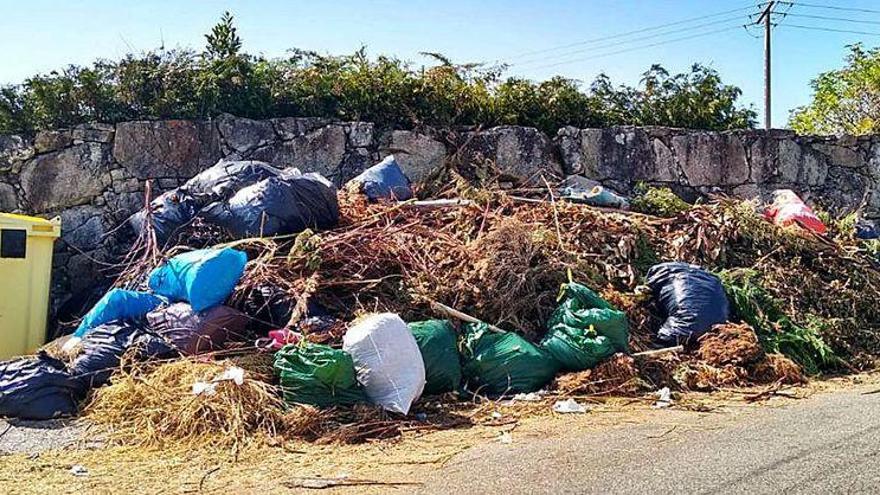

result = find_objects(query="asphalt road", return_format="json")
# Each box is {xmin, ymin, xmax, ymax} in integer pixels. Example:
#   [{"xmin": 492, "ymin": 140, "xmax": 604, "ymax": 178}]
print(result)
[{"xmin": 419, "ymin": 389, "xmax": 880, "ymax": 494}]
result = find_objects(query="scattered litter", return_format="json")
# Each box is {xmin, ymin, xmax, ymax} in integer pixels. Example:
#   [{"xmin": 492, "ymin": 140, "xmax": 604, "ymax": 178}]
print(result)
[
  {"xmin": 513, "ymin": 392, "xmax": 543, "ymax": 402},
  {"xmin": 491, "ymin": 411, "xmax": 503, "ymax": 420},
  {"xmin": 192, "ymin": 366, "xmax": 246, "ymax": 396},
  {"xmin": 764, "ymin": 189, "xmax": 826, "ymax": 234},
  {"xmin": 652, "ymin": 387, "xmax": 673, "ymax": 409},
  {"xmin": 498, "ymin": 431, "xmax": 513, "ymax": 444},
  {"xmin": 69, "ymin": 465, "xmax": 89, "ymax": 477},
  {"xmin": 552, "ymin": 398, "xmax": 588, "ymax": 414},
  {"xmin": 562, "ymin": 184, "xmax": 630, "ymax": 209}
]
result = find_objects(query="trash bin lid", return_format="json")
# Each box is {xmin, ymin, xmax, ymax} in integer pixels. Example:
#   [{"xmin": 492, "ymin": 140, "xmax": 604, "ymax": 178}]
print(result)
[{"xmin": 0, "ymin": 213, "xmax": 61, "ymax": 238}]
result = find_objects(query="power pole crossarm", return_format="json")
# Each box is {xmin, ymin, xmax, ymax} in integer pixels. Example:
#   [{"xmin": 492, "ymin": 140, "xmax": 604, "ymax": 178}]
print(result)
[{"xmin": 757, "ymin": 1, "xmax": 774, "ymax": 130}]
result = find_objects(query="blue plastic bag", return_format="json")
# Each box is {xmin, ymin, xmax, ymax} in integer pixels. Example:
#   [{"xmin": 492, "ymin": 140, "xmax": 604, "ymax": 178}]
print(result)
[
  {"xmin": 562, "ymin": 185, "xmax": 630, "ymax": 209},
  {"xmin": 348, "ymin": 155, "xmax": 413, "ymax": 201},
  {"xmin": 148, "ymin": 248, "xmax": 247, "ymax": 312},
  {"xmin": 74, "ymin": 289, "xmax": 163, "ymax": 338},
  {"xmin": 856, "ymin": 222, "xmax": 879, "ymax": 240}
]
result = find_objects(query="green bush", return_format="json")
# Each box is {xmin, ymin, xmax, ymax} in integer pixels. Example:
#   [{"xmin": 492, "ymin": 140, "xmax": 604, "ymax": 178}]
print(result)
[
  {"xmin": 0, "ymin": 13, "xmax": 757, "ymax": 136},
  {"xmin": 718, "ymin": 269, "xmax": 843, "ymax": 374},
  {"xmin": 630, "ymin": 185, "xmax": 691, "ymax": 217}
]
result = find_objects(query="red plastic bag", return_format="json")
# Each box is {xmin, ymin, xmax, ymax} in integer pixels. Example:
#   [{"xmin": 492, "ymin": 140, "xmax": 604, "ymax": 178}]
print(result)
[{"xmin": 764, "ymin": 189, "xmax": 827, "ymax": 234}]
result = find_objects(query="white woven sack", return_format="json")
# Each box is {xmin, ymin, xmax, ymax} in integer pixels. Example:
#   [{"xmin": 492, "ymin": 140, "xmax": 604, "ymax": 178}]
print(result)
[{"xmin": 343, "ymin": 313, "xmax": 426, "ymax": 414}]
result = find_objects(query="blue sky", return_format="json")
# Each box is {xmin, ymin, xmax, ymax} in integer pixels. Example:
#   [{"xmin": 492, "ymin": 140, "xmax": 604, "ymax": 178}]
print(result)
[{"xmin": 2, "ymin": 0, "xmax": 880, "ymax": 127}]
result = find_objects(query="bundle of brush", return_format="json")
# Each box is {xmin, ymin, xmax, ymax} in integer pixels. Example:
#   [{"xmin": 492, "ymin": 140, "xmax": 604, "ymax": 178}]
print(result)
[
  {"xmin": 85, "ymin": 357, "xmax": 289, "ymax": 448},
  {"xmin": 553, "ymin": 353, "xmax": 645, "ymax": 396},
  {"xmin": 750, "ymin": 353, "xmax": 807, "ymax": 385},
  {"xmin": 675, "ymin": 323, "xmax": 807, "ymax": 391},
  {"xmin": 108, "ymin": 181, "xmax": 880, "ymax": 367},
  {"xmin": 696, "ymin": 323, "xmax": 765, "ymax": 367},
  {"xmin": 674, "ymin": 362, "xmax": 750, "ymax": 391}
]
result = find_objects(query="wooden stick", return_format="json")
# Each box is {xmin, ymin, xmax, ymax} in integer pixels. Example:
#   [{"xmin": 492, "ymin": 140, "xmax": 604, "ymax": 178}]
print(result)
[
  {"xmin": 405, "ymin": 199, "xmax": 474, "ymax": 209},
  {"xmin": 632, "ymin": 345, "xmax": 684, "ymax": 358},
  {"xmin": 429, "ymin": 300, "xmax": 505, "ymax": 333}
]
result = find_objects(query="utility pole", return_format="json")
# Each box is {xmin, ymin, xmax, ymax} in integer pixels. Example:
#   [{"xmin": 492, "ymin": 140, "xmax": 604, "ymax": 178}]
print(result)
[{"xmin": 757, "ymin": 1, "xmax": 774, "ymax": 130}]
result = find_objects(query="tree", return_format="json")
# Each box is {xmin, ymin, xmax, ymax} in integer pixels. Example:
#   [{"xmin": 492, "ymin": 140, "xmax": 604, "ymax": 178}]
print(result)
[
  {"xmin": 790, "ymin": 44, "xmax": 880, "ymax": 136},
  {"xmin": 204, "ymin": 12, "xmax": 242, "ymax": 60},
  {"xmin": 590, "ymin": 64, "xmax": 756, "ymax": 131}
]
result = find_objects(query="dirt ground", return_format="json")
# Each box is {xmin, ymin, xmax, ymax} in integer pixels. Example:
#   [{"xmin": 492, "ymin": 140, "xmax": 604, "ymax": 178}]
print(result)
[{"xmin": 2, "ymin": 373, "xmax": 879, "ymax": 495}]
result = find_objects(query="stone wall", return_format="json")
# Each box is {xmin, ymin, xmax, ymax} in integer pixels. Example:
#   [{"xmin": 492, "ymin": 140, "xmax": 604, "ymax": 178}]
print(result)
[{"xmin": 1, "ymin": 115, "xmax": 877, "ymax": 318}]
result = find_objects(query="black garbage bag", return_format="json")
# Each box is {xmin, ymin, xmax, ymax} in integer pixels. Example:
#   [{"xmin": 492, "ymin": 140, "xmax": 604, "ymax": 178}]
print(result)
[
  {"xmin": 0, "ymin": 352, "xmax": 85, "ymax": 420},
  {"xmin": 128, "ymin": 188, "xmax": 199, "ymax": 245},
  {"xmin": 241, "ymin": 285, "xmax": 295, "ymax": 333},
  {"xmin": 71, "ymin": 321, "xmax": 178, "ymax": 388},
  {"xmin": 646, "ymin": 262, "xmax": 730, "ymax": 346},
  {"xmin": 346, "ymin": 155, "xmax": 413, "ymax": 201},
  {"xmin": 146, "ymin": 303, "xmax": 249, "ymax": 355},
  {"xmin": 182, "ymin": 160, "xmax": 281, "ymax": 203},
  {"xmin": 201, "ymin": 170, "xmax": 339, "ymax": 238}
]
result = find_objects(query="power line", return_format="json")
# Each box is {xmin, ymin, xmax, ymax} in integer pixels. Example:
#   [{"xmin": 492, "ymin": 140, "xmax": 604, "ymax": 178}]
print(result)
[
  {"xmin": 512, "ymin": 16, "xmax": 746, "ymax": 68},
  {"xmin": 506, "ymin": 4, "xmax": 754, "ymax": 61},
  {"xmin": 786, "ymin": 12, "xmax": 880, "ymax": 26},
  {"xmin": 524, "ymin": 25, "xmax": 743, "ymax": 71},
  {"xmin": 780, "ymin": 23, "xmax": 880, "ymax": 36},
  {"xmin": 778, "ymin": 1, "xmax": 880, "ymax": 16}
]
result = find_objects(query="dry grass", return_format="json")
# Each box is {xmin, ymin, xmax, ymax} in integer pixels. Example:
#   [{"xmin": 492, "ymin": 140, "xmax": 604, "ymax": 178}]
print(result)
[{"xmin": 84, "ymin": 359, "xmax": 289, "ymax": 449}]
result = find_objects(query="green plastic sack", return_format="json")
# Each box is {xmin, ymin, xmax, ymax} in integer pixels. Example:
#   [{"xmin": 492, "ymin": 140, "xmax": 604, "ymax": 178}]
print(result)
[
  {"xmin": 274, "ymin": 343, "xmax": 367, "ymax": 407},
  {"xmin": 408, "ymin": 320, "xmax": 462, "ymax": 395},
  {"xmin": 460, "ymin": 323, "xmax": 560, "ymax": 395},
  {"xmin": 542, "ymin": 282, "xmax": 630, "ymax": 371}
]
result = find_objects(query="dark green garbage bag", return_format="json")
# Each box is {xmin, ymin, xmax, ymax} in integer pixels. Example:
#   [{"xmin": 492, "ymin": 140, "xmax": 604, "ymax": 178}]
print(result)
[
  {"xmin": 274, "ymin": 343, "xmax": 367, "ymax": 407},
  {"xmin": 541, "ymin": 282, "xmax": 630, "ymax": 371},
  {"xmin": 460, "ymin": 323, "xmax": 560, "ymax": 395},
  {"xmin": 408, "ymin": 320, "xmax": 462, "ymax": 395}
]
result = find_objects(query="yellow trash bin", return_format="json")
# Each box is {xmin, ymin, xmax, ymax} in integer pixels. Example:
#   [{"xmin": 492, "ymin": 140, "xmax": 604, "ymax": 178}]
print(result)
[{"xmin": 0, "ymin": 213, "xmax": 61, "ymax": 359}]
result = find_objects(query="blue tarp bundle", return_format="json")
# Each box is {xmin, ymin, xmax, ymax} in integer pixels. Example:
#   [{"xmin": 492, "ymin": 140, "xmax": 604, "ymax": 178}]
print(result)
[
  {"xmin": 148, "ymin": 248, "xmax": 247, "ymax": 312},
  {"xmin": 646, "ymin": 262, "xmax": 730, "ymax": 346},
  {"xmin": 73, "ymin": 289, "xmax": 163, "ymax": 339},
  {"xmin": 349, "ymin": 155, "xmax": 413, "ymax": 201}
]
